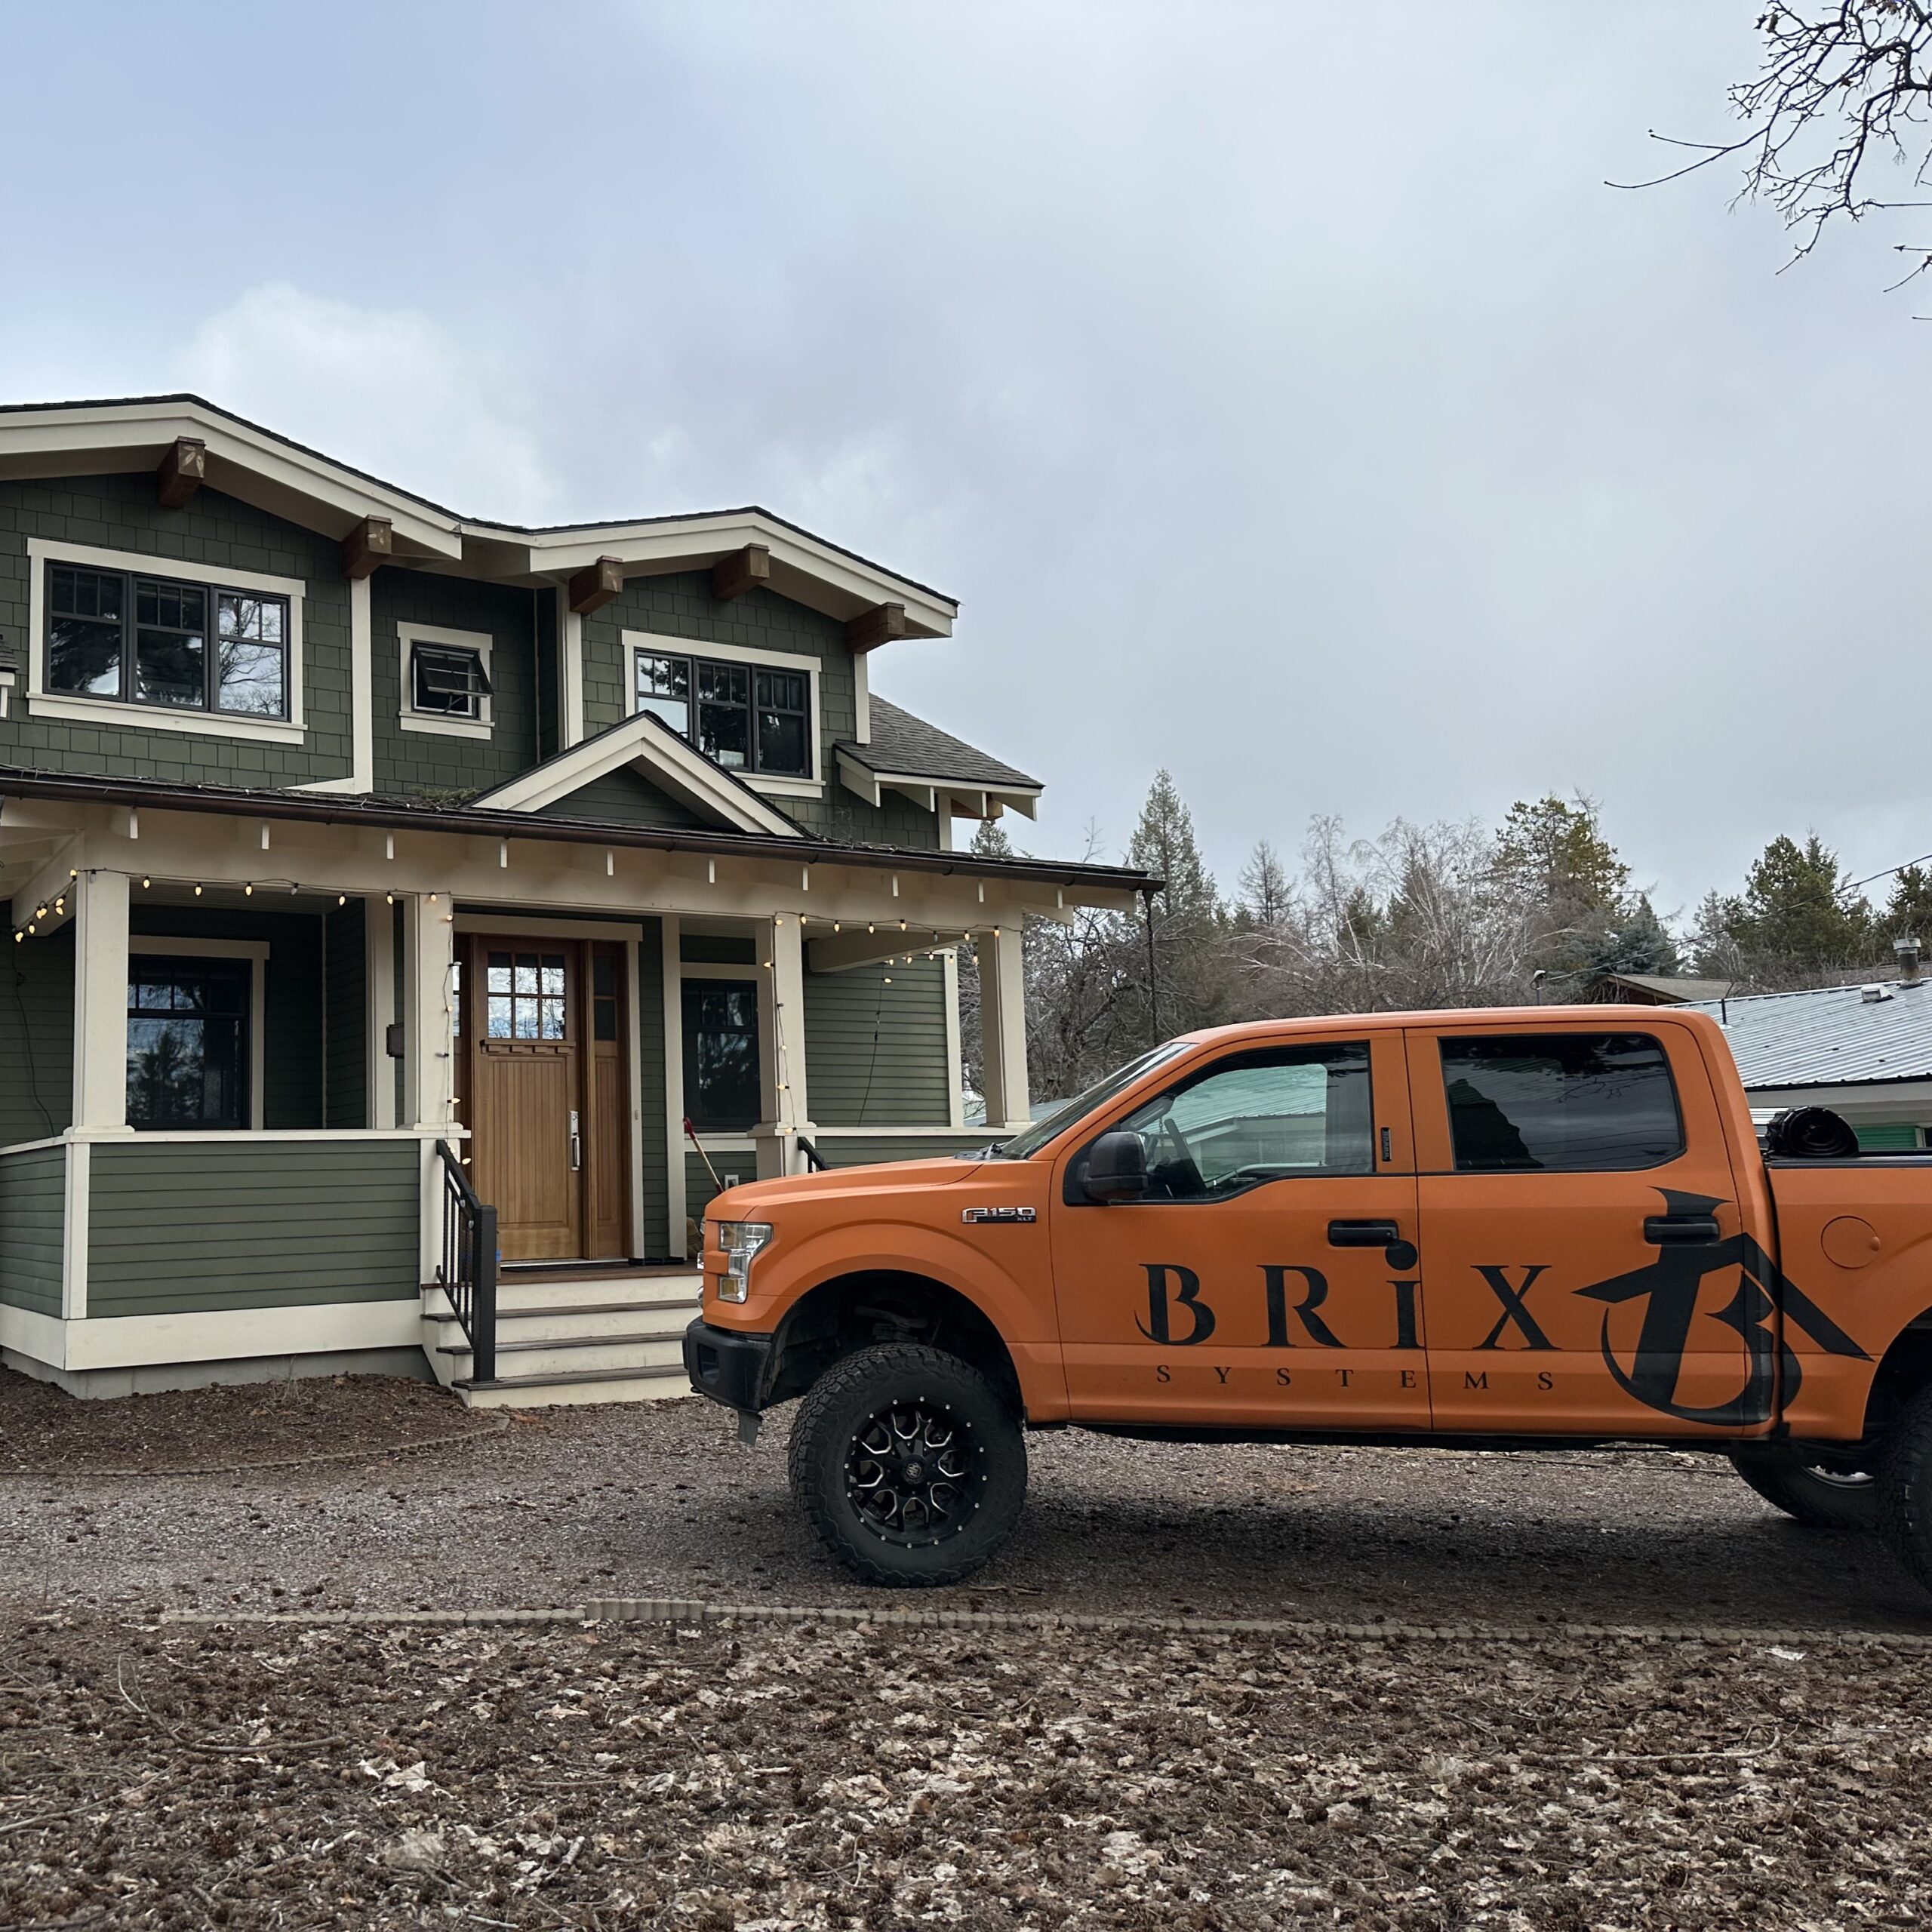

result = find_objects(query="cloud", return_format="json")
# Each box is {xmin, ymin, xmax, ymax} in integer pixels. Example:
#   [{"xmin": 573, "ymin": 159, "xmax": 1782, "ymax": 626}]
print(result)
[{"xmin": 176, "ymin": 285, "xmax": 559, "ymax": 522}]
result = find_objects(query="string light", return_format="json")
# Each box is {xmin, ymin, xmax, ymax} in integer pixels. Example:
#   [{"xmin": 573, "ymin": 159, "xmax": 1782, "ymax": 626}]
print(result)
[
  {"xmin": 193, "ymin": 884, "xmax": 203, "ymax": 897},
  {"xmin": 33, "ymin": 906, "xmax": 45, "ymax": 921},
  {"xmin": 833, "ymin": 921, "xmax": 841, "ymax": 933},
  {"xmin": 244, "ymin": 883, "xmax": 254, "ymax": 897},
  {"xmin": 386, "ymin": 892, "xmax": 395, "ymax": 905},
  {"xmin": 140, "ymin": 878, "xmax": 151, "ymax": 890},
  {"xmin": 337, "ymin": 894, "xmax": 348, "ymax": 907}
]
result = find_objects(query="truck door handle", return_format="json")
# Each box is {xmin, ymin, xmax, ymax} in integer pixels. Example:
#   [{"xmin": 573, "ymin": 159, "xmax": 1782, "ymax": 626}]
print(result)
[
  {"xmin": 1328, "ymin": 1219, "xmax": 1401, "ymax": 1247},
  {"xmin": 1644, "ymin": 1214, "xmax": 1720, "ymax": 1245}
]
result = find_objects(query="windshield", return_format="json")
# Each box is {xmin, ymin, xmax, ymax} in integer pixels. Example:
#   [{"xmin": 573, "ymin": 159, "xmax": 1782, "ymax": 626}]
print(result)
[{"xmin": 986, "ymin": 1041, "xmax": 1194, "ymax": 1160}]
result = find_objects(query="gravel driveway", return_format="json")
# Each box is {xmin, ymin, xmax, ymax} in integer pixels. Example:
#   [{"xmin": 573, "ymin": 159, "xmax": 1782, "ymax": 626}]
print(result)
[
  {"xmin": 5, "ymin": 1369, "xmax": 1931, "ymax": 1930},
  {"xmin": 1, "ymin": 1368, "xmax": 1925, "ymax": 1629}
]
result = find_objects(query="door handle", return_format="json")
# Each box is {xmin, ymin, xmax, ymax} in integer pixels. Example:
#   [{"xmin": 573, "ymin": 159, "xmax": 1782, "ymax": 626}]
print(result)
[
  {"xmin": 1644, "ymin": 1214, "xmax": 1720, "ymax": 1245},
  {"xmin": 1328, "ymin": 1219, "xmax": 1401, "ymax": 1247},
  {"xmin": 569, "ymin": 1109, "xmax": 582, "ymax": 1173}
]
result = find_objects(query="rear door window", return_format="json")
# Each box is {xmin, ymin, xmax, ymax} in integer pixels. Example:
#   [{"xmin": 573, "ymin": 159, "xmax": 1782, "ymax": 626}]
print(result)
[{"xmin": 1438, "ymin": 1032, "xmax": 1684, "ymax": 1172}]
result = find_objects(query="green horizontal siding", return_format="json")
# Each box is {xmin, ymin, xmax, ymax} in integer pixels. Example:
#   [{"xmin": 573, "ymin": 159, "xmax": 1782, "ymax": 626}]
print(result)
[
  {"xmin": 88, "ymin": 1138, "xmax": 420, "ymax": 1317},
  {"xmin": 0, "ymin": 926, "xmax": 74, "ymax": 1149},
  {"xmin": 1857, "ymin": 1122, "xmax": 1924, "ymax": 1152},
  {"xmin": 0, "ymin": 1144, "xmax": 66, "ymax": 1315},
  {"xmin": 687, "ymin": 1147, "xmax": 758, "ymax": 1225},
  {"xmin": 813, "ymin": 1134, "xmax": 988, "ymax": 1168},
  {"xmin": 804, "ymin": 957, "xmax": 952, "ymax": 1126}
]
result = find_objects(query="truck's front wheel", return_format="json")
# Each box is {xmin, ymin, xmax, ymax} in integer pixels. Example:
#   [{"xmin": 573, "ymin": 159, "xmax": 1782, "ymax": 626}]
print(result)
[
  {"xmin": 786, "ymin": 1343, "xmax": 1026, "ymax": 1588},
  {"xmin": 1878, "ymin": 1385, "xmax": 1932, "ymax": 1593},
  {"xmin": 1728, "ymin": 1444, "xmax": 1878, "ymax": 1531}
]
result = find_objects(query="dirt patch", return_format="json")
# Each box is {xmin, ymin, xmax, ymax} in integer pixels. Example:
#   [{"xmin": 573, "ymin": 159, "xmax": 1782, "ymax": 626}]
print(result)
[
  {"xmin": 2, "ymin": 1611, "xmax": 1927, "ymax": 1930},
  {"xmin": 0, "ymin": 1368, "xmax": 503, "ymax": 1475}
]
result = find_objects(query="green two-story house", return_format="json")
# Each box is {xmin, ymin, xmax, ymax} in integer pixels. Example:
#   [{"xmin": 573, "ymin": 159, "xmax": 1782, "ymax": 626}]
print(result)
[{"xmin": 0, "ymin": 396, "xmax": 1147, "ymax": 1404}]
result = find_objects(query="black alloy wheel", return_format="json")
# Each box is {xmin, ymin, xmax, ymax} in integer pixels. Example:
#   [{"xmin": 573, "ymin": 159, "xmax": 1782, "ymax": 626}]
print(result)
[{"xmin": 788, "ymin": 1342, "xmax": 1028, "ymax": 1587}]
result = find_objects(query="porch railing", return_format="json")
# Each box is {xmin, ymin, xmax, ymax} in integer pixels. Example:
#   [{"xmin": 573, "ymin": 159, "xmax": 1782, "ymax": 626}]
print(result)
[{"xmin": 435, "ymin": 1140, "xmax": 499, "ymax": 1385}]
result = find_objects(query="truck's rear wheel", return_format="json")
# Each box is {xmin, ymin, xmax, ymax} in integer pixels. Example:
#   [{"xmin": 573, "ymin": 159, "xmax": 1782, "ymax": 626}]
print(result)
[
  {"xmin": 1878, "ymin": 1385, "xmax": 1932, "ymax": 1593},
  {"xmin": 1728, "ymin": 1444, "xmax": 1878, "ymax": 1530},
  {"xmin": 786, "ymin": 1342, "xmax": 1026, "ymax": 1588}
]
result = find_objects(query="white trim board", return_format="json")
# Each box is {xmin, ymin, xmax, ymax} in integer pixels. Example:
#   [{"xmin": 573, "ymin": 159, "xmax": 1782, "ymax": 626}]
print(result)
[
  {"xmin": 398, "ymin": 621, "xmax": 494, "ymax": 740},
  {"xmin": 25, "ymin": 536, "xmax": 308, "ymax": 745},
  {"xmin": 470, "ymin": 710, "xmax": 800, "ymax": 838}
]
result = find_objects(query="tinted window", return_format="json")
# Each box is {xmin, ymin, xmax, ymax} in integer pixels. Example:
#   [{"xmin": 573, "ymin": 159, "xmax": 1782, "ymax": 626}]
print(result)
[
  {"xmin": 1110, "ymin": 1042, "xmax": 1374, "ymax": 1200},
  {"xmin": 126, "ymin": 955, "xmax": 251, "ymax": 1130},
  {"xmin": 682, "ymin": 979, "xmax": 761, "ymax": 1131},
  {"xmin": 1440, "ymin": 1032, "xmax": 1684, "ymax": 1173}
]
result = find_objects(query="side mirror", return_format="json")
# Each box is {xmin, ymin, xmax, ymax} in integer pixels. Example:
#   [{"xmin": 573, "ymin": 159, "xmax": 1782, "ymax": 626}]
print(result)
[{"xmin": 1082, "ymin": 1130, "xmax": 1149, "ymax": 1203}]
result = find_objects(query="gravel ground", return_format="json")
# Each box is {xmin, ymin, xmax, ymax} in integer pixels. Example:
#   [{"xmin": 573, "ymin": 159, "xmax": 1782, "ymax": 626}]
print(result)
[
  {"xmin": 5, "ymin": 1369, "xmax": 1932, "ymax": 1928},
  {"xmin": 3, "ymin": 1613, "xmax": 1929, "ymax": 1929},
  {"xmin": 1, "ymin": 1367, "xmax": 1927, "ymax": 1630}
]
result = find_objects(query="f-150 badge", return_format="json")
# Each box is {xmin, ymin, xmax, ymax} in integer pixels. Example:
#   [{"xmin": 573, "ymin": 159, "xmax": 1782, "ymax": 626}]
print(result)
[{"xmin": 962, "ymin": 1206, "xmax": 1036, "ymax": 1224}]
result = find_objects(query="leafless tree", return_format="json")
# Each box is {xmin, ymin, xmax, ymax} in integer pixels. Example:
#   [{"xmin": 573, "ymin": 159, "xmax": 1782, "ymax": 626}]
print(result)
[{"xmin": 1623, "ymin": 5, "xmax": 1932, "ymax": 280}]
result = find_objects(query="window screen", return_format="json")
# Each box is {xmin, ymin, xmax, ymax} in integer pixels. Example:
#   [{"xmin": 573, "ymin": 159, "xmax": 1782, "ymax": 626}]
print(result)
[{"xmin": 1439, "ymin": 1033, "xmax": 1684, "ymax": 1173}]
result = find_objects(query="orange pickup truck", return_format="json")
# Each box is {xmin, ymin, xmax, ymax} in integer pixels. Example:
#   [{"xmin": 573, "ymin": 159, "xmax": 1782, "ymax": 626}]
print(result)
[{"xmin": 684, "ymin": 1007, "xmax": 1932, "ymax": 1593}]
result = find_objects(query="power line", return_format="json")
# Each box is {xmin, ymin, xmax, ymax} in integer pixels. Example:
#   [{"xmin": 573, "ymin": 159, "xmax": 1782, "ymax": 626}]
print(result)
[{"xmin": 1847, "ymin": 850, "xmax": 1932, "ymax": 894}]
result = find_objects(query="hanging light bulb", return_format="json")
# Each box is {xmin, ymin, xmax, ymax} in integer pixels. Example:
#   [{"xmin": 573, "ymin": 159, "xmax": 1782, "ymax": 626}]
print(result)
[
  {"xmin": 386, "ymin": 891, "xmax": 395, "ymax": 905},
  {"xmin": 193, "ymin": 884, "xmax": 203, "ymax": 897},
  {"xmin": 244, "ymin": 883, "xmax": 254, "ymax": 897},
  {"xmin": 337, "ymin": 894, "xmax": 348, "ymax": 907},
  {"xmin": 33, "ymin": 906, "xmax": 45, "ymax": 921},
  {"xmin": 140, "ymin": 877, "xmax": 151, "ymax": 890}
]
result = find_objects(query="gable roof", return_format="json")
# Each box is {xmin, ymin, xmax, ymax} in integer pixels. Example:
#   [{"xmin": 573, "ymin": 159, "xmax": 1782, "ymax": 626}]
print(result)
[
  {"xmin": 0, "ymin": 395, "xmax": 956, "ymax": 638},
  {"xmin": 838, "ymin": 697, "xmax": 1038, "ymax": 790},
  {"xmin": 1682, "ymin": 980, "xmax": 1932, "ymax": 1088},
  {"xmin": 1595, "ymin": 972, "xmax": 1740, "ymax": 1004},
  {"xmin": 470, "ymin": 709, "xmax": 801, "ymax": 838}
]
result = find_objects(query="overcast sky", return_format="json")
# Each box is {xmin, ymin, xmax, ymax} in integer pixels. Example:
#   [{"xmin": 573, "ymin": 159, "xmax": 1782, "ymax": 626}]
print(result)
[{"xmin": 2, "ymin": 3, "xmax": 1922, "ymax": 921}]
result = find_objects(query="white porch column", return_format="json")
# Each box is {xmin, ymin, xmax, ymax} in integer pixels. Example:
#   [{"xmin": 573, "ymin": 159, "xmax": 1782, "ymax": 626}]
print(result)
[
  {"xmin": 365, "ymin": 894, "xmax": 397, "ymax": 1131},
  {"xmin": 755, "ymin": 912, "xmax": 813, "ymax": 1179},
  {"xmin": 402, "ymin": 892, "xmax": 456, "ymax": 1134},
  {"xmin": 72, "ymin": 869, "xmax": 131, "ymax": 1132},
  {"xmin": 979, "ymin": 924, "xmax": 1031, "ymax": 1130}
]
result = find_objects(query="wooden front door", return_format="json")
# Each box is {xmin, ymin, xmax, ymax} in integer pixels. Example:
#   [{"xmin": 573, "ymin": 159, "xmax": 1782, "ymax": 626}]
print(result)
[{"xmin": 460, "ymin": 937, "xmax": 630, "ymax": 1263}]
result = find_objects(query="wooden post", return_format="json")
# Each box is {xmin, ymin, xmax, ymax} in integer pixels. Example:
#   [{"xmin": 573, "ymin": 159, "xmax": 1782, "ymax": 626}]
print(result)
[
  {"xmin": 568, "ymin": 555, "xmax": 623, "ymax": 614},
  {"xmin": 979, "ymin": 924, "xmax": 1030, "ymax": 1131},
  {"xmin": 846, "ymin": 602, "xmax": 908, "ymax": 651},
  {"xmin": 711, "ymin": 544, "xmax": 771, "ymax": 602},
  {"xmin": 343, "ymin": 516, "xmax": 393, "ymax": 580},
  {"xmin": 156, "ymin": 438, "xmax": 206, "ymax": 509}
]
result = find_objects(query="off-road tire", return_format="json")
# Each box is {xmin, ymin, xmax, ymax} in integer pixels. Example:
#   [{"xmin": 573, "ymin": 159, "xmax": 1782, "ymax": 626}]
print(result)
[
  {"xmin": 1728, "ymin": 1444, "xmax": 1878, "ymax": 1531},
  {"xmin": 786, "ymin": 1342, "xmax": 1026, "ymax": 1588},
  {"xmin": 1878, "ymin": 1384, "xmax": 1932, "ymax": 1594}
]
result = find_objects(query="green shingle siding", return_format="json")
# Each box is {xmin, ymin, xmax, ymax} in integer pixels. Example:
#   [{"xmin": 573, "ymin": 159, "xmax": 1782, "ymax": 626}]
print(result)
[
  {"xmin": 371, "ymin": 570, "xmax": 540, "ymax": 799},
  {"xmin": 537, "ymin": 766, "xmax": 707, "ymax": 828},
  {"xmin": 0, "ymin": 926, "xmax": 74, "ymax": 1148},
  {"xmin": 87, "ymin": 1139, "xmax": 420, "ymax": 1316},
  {"xmin": 0, "ymin": 1144, "xmax": 65, "ymax": 1315},
  {"xmin": 804, "ymin": 957, "xmax": 952, "ymax": 1126},
  {"xmin": 0, "ymin": 476, "xmax": 354, "ymax": 787},
  {"xmin": 324, "ymin": 902, "xmax": 366, "ymax": 1129},
  {"xmin": 130, "ymin": 906, "xmax": 325, "ymax": 1128},
  {"xmin": 579, "ymin": 571, "xmax": 939, "ymax": 848}
]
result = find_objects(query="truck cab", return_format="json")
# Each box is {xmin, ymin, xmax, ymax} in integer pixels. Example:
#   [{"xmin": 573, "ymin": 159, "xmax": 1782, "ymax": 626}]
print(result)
[{"xmin": 685, "ymin": 1007, "xmax": 1932, "ymax": 1592}]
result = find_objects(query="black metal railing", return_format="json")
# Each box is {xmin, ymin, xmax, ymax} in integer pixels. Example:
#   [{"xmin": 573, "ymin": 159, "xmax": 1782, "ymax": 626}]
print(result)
[
  {"xmin": 795, "ymin": 1133, "xmax": 829, "ymax": 1173},
  {"xmin": 435, "ymin": 1140, "xmax": 499, "ymax": 1385}
]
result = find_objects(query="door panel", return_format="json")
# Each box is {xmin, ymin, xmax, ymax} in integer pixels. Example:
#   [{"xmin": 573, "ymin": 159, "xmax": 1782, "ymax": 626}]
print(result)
[
  {"xmin": 1048, "ymin": 1032, "xmax": 1428, "ymax": 1429},
  {"xmin": 468, "ymin": 941, "xmax": 584, "ymax": 1263},
  {"xmin": 1408, "ymin": 1020, "xmax": 1767, "ymax": 1437}
]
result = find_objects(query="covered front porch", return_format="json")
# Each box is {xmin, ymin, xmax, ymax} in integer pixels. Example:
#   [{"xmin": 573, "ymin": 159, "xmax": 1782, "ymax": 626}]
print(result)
[{"xmin": 0, "ymin": 778, "xmax": 1128, "ymax": 1401}]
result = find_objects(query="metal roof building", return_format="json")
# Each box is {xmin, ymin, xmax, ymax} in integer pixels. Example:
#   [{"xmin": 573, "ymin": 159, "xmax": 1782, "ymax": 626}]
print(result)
[{"xmin": 1681, "ymin": 976, "xmax": 1932, "ymax": 1149}]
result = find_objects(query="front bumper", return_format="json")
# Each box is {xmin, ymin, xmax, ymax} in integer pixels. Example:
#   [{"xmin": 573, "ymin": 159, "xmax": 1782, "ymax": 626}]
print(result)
[{"xmin": 683, "ymin": 1318, "xmax": 777, "ymax": 1412}]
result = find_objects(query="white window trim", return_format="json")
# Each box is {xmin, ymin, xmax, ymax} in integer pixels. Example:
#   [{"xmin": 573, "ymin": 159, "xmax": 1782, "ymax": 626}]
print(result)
[
  {"xmin": 398, "ymin": 621, "xmax": 494, "ymax": 740},
  {"xmin": 127, "ymin": 934, "xmax": 269, "ymax": 1133},
  {"xmin": 25, "ymin": 537, "xmax": 307, "ymax": 745},
  {"xmin": 623, "ymin": 629, "xmax": 823, "ymax": 793}
]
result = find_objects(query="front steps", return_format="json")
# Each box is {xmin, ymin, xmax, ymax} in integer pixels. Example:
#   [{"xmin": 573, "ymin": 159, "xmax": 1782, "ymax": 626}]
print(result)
[{"xmin": 421, "ymin": 1266, "xmax": 703, "ymax": 1409}]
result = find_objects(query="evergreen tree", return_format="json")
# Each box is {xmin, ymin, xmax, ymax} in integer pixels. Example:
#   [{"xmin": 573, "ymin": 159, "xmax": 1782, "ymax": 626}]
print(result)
[
  {"xmin": 1883, "ymin": 864, "xmax": 1932, "ymax": 943},
  {"xmin": 1590, "ymin": 894, "xmax": 1681, "ymax": 977},
  {"xmin": 1491, "ymin": 795, "xmax": 1630, "ymax": 912},
  {"xmin": 1125, "ymin": 770, "xmax": 1225, "ymax": 1040},
  {"xmin": 1732, "ymin": 833, "xmax": 1874, "ymax": 980},
  {"xmin": 968, "ymin": 817, "xmax": 1015, "ymax": 861},
  {"xmin": 1236, "ymin": 838, "xmax": 1292, "ymax": 927}
]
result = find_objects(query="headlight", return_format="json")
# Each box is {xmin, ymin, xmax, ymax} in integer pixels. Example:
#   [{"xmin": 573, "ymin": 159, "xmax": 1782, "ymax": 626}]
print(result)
[{"xmin": 713, "ymin": 1221, "xmax": 774, "ymax": 1303}]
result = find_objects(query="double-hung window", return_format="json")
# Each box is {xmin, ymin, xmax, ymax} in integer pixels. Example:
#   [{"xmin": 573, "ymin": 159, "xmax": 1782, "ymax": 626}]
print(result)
[
  {"xmin": 634, "ymin": 648, "xmax": 813, "ymax": 779},
  {"xmin": 46, "ymin": 563, "xmax": 291, "ymax": 719}
]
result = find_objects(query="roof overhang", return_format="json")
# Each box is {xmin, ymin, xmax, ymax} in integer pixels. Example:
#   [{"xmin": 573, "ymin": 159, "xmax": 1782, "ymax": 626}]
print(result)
[
  {"xmin": 461, "ymin": 510, "xmax": 956, "ymax": 639},
  {"xmin": 471, "ymin": 712, "xmax": 801, "ymax": 838},
  {"xmin": 0, "ymin": 396, "xmax": 466, "ymax": 561},
  {"xmin": 834, "ymin": 747, "xmax": 1040, "ymax": 820}
]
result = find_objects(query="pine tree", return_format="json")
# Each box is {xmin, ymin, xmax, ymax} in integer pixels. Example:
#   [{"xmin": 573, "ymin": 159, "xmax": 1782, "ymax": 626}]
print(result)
[
  {"xmin": 1883, "ymin": 864, "xmax": 1932, "ymax": 943},
  {"xmin": 1236, "ymin": 838, "xmax": 1292, "ymax": 927},
  {"xmin": 1125, "ymin": 770, "xmax": 1225, "ymax": 1040},
  {"xmin": 1730, "ymin": 834, "xmax": 1875, "ymax": 984},
  {"xmin": 1491, "ymin": 795, "xmax": 1630, "ymax": 912}
]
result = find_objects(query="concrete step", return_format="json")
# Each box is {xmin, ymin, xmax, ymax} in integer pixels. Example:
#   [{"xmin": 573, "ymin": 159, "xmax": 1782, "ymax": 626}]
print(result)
[
  {"xmin": 423, "ymin": 1272, "xmax": 701, "ymax": 1317},
  {"xmin": 423, "ymin": 1296, "xmax": 700, "ymax": 1343},
  {"xmin": 452, "ymin": 1362, "xmax": 691, "ymax": 1410},
  {"xmin": 435, "ymin": 1327, "xmax": 688, "ymax": 1380}
]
